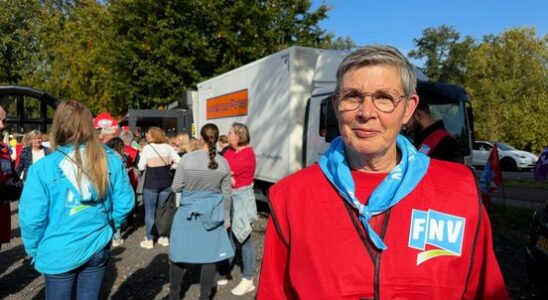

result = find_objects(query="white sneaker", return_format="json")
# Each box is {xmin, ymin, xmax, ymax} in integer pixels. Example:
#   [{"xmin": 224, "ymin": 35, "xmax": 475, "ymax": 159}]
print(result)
[
  {"xmin": 140, "ymin": 239, "xmax": 153, "ymax": 249},
  {"xmin": 217, "ymin": 278, "xmax": 228, "ymax": 286},
  {"xmin": 231, "ymin": 278, "xmax": 255, "ymax": 296},
  {"xmin": 158, "ymin": 237, "xmax": 169, "ymax": 247},
  {"xmin": 112, "ymin": 238, "xmax": 124, "ymax": 248}
]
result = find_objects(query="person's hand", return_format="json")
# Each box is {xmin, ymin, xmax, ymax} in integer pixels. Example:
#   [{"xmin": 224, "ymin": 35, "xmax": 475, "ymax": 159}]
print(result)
[
  {"xmin": 231, "ymin": 176, "xmax": 236, "ymax": 186},
  {"xmin": 224, "ymin": 217, "xmax": 231, "ymax": 229}
]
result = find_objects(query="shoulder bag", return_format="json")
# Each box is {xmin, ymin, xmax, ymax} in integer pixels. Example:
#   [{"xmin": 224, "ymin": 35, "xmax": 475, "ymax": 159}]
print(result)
[{"xmin": 151, "ymin": 191, "xmax": 177, "ymax": 237}]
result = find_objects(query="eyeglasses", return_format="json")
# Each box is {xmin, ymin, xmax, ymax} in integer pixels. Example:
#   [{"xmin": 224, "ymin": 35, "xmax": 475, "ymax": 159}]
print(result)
[{"xmin": 335, "ymin": 89, "xmax": 406, "ymax": 113}]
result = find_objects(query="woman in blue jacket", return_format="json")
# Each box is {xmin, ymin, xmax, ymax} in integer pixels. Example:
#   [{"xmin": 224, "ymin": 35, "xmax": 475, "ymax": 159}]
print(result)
[
  {"xmin": 169, "ymin": 123, "xmax": 233, "ymax": 300},
  {"xmin": 19, "ymin": 100, "xmax": 135, "ymax": 300}
]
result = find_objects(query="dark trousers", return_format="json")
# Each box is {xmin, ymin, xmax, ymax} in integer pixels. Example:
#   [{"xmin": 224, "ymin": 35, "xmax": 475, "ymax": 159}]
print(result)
[{"xmin": 169, "ymin": 261, "xmax": 216, "ymax": 300}]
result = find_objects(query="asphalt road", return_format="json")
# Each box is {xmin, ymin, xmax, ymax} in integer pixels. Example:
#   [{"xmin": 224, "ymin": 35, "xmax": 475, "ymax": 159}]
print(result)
[
  {"xmin": 1, "ymin": 173, "xmax": 544, "ymax": 299},
  {"xmin": 0, "ymin": 201, "xmax": 267, "ymax": 300}
]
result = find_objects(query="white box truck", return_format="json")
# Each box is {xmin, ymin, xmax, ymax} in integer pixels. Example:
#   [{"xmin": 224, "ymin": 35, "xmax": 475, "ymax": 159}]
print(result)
[{"xmin": 193, "ymin": 46, "xmax": 474, "ymax": 200}]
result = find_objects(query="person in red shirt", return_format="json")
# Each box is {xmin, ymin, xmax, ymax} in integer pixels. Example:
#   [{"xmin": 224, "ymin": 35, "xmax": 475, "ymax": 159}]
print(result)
[
  {"xmin": 404, "ymin": 97, "xmax": 464, "ymax": 163},
  {"xmin": 119, "ymin": 130, "xmax": 139, "ymax": 190},
  {"xmin": 0, "ymin": 105, "xmax": 13, "ymax": 249},
  {"xmin": 257, "ymin": 45, "xmax": 508, "ymax": 299},
  {"xmin": 220, "ymin": 123, "xmax": 258, "ymax": 296}
]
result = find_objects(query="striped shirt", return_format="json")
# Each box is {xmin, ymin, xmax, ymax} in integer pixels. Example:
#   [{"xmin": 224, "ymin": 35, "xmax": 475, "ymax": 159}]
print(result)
[{"xmin": 171, "ymin": 150, "xmax": 232, "ymax": 211}]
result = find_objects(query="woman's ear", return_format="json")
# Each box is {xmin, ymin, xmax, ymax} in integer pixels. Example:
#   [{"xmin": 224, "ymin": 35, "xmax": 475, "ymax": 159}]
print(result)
[{"xmin": 403, "ymin": 94, "xmax": 419, "ymax": 124}]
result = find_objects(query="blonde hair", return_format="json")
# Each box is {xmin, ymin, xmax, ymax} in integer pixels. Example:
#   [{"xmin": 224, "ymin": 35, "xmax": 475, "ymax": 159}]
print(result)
[
  {"xmin": 189, "ymin": 137, "xmax": 203, "ymax": 152},
  {"xmin": 147, "ymin": 127, "xmax": 167, "ymax": 143},
  {"xmin": 231, "ymin": 123, "xmax": 250, "ymax": 146},
  {"xmin": 50, "ymin": 100, "xmax": 109, "ymax": 199},
  {"xmin": 176, "ymin": 132, "xmax": 191, "ymax": 153}
]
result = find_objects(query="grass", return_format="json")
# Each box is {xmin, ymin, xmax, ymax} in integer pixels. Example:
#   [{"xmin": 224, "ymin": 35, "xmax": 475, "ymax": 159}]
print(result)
[
  {"xmin": 489, "ymin": 204, "xmax": 536, "ymax": 244},
  {"xmin": 502, "ymin": 179, "xmax": 548, "ymax": 190}
]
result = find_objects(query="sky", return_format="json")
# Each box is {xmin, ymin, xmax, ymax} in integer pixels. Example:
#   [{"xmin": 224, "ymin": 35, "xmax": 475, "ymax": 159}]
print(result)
[{"xmin": 312, "ymin": 0, "xmax": 547, "ymax": 61}]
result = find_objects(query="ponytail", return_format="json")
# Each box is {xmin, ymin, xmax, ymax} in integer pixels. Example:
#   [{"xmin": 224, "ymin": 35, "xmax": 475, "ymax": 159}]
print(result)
[{"xmin": 200, "ymin": 123, "xmax": 220, "ymax": 170}]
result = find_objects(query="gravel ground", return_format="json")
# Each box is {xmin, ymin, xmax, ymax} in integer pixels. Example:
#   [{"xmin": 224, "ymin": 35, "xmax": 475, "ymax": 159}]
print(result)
[
  {"xmin": 0, "ymin": 201, "xmax": 268, "ymax": 300},
  {"xmin": 0, "ymin": 197, "xmax": 538, "ymax": 299}
]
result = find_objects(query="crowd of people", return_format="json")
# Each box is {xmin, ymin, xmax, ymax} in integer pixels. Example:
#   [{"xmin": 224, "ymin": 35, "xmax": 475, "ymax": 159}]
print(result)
[
  {"xmin": 0, "ymin": 44, "xmax": 511, "ymax": 300},
  {"xmin": 0, "ymin": 101, "xmax": 258, "ymax": 298}
]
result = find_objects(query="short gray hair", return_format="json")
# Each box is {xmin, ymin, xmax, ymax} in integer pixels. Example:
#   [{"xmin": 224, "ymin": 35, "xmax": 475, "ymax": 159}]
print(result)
[
  {"xmin": 119, "ymin": 130, "xmax": 134, "ymax": 144},
  {"xmin": 27, "ymin": 129, "xmax": 43, "ymax": 139},
  {"xmin": 336, "ymin": 45, "xmax": 417, "ymax": 98}
]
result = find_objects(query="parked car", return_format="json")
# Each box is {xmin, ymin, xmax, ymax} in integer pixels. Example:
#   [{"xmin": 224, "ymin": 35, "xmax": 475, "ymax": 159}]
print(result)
[
  {"xmin": 472, "ymin": 141, "xmax": 538, "ymax": 171},
  {"xmin": 526, "ymin": 196, "xmax": 548, "ymax": 298}
]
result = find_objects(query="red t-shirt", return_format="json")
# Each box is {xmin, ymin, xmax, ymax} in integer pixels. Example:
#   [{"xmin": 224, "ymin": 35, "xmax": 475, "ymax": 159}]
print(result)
[{"xmin": 224, "ymin": 147, "xmax": 256, "ymax": 189}]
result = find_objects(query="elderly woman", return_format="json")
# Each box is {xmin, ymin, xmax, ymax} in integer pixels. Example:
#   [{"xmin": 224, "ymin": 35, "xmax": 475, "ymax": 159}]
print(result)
[
  {"xmin": 16, "ymin": 129, "xmax": 50, "ymax": 181},
  {"xmin": 218, "ymin": 123, "xmax": 258, "ymax": 296},
  {"xmin": 257, "ymin": 45, "xmax": 508, "ymax": 299}
]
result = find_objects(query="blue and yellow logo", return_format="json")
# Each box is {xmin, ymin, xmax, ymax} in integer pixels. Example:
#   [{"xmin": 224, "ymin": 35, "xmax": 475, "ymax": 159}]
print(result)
[{"xmin": 408, "ymin": 209, "xmax": 465, "ymax": 265}]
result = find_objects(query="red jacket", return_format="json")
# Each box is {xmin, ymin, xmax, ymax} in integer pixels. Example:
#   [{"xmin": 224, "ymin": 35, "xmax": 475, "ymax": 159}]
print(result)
[
  {"xmin": 257, "ymin": 160, "xmax": 508, "ymax": 300},
  {"xmin": 0, "ymin": 141, "xmax": 13, "ymax": 243}
]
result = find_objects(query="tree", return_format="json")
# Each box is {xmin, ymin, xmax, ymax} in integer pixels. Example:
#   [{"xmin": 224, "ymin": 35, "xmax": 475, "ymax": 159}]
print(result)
[
  {"xmin": 0, "ymin": 0, "xmax": 42, "ymax": 84},
  {"xmin": 11, "ymin": 0, "xmax": 353, "ymax": 115},
  {"xmin": 465, "ymin": 27, "xmax": 547, "ymax": 153},
  {"xmin": 106, "ymin": 0, "xmax": 354, "ymax": 111},
  {"xmin": 409, "ymin": 25, "xmax": 474, "ymax": 85},
  {"xmin": 20, "ymin": 0, "xmax": 113, "ymax": 113}
]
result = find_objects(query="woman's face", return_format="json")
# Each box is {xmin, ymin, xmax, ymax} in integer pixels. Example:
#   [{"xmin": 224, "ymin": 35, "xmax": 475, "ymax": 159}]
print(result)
[
  {"xmin": 336, "ymin": 64, "xmax": 418, "ymax": 159},
  {"xmin": 31, "ymin": 135, "xmax": 43, "ymax": 149},
  {"xmin": 227, "ymin": 127, "xmax": 239, "ymax": 148},
  {"xmin": 145, "ymin": 131, "xmax": 152, "ymax": 143}
]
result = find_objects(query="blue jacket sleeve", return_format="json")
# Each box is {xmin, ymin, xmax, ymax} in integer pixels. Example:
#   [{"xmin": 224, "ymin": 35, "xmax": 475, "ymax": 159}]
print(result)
[
  {"xmin": 19, "ymin": 164, "xmax": 49, "ymax": 259},
  {"xmin": 15, "ymin": 147, "xmax": 30, "ymax": 178},
  {"xmin": 109, "ymin": 155, "xmax": 135, "ymax": 230}
]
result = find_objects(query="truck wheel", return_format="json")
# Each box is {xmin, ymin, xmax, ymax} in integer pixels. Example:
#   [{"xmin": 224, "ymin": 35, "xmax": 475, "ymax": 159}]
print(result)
[{"xmin": 501, "ymin": 157, "xmax": 517, "ymax": 171}]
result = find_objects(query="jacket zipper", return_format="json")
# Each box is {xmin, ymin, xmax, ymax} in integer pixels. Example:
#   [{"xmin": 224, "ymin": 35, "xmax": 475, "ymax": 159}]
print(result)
[{"xmin": 342, "ymin": 201, "xmax": 392, "ymax": 299}]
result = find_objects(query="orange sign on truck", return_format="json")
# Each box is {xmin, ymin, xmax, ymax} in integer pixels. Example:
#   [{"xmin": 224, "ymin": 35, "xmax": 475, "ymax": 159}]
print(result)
[{"xmin": 206, "ymin": 89, "xmax": 248, "ymax": 119}]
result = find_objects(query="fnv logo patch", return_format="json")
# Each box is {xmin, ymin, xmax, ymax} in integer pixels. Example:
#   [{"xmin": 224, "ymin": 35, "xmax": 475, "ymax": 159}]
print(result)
[{"xmin": 408, "ymin": 209, "xmax": 465, "ymax": 265}]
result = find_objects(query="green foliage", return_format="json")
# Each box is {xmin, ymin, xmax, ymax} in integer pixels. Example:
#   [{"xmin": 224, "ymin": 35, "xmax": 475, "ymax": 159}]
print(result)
[
  {"xmin": 465, "ymin": 27, "xmax": 547, "ymax": 153},
  {"xmin": 410, "ymin": 25, "xmax": 547, "ymax": 153},
  {"xmin": 0, "ymin": 0, "xmax": 41, "ymax": 84},
  {"xmin": 409, "ymin": 25, "xmax": 474, "ymax": 85},
  {"xmin": 106, "ymin": 0, "xmax": 354, "ymax": 112},
  {"xmin": 1, "ymin": 0, "xmax": 352, "ymax": 115}
]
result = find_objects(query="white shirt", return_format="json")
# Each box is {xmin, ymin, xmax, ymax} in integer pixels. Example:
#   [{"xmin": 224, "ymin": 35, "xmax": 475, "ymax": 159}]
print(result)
[{"xmin": 137, "ymin": 143, "xmax": 180, "ymax": 171}]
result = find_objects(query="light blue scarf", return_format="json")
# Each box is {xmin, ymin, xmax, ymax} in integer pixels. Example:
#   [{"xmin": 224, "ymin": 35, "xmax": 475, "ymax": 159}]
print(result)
[{"xmin": 319, "ymin": 135, "xmax": 430, "ymax": 250}]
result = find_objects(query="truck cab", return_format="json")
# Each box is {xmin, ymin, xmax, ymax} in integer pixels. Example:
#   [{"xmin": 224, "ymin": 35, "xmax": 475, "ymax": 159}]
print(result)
[{"xmin": 308, "ymin": 80, "xmax": 474, "ymax": 167}]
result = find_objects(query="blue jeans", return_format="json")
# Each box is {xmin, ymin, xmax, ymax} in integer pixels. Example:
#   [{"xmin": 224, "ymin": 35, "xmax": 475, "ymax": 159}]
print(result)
[
  {"xmin": 143, "ymin": 187, "xmax": 171, "ymax": 240},
  {"xmin": 225, "ymin": 231, "xmax": 255, "ymax": 279},
  {"xmin": 44, "ymin": 247, "xmax": 110, "ymax": 300}
]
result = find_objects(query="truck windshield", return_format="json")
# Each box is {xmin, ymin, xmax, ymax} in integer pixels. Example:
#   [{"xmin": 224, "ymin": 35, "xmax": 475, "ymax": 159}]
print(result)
[{"xmin": 430, "ymin": 102, "xmax": 470, "ymax": 155}]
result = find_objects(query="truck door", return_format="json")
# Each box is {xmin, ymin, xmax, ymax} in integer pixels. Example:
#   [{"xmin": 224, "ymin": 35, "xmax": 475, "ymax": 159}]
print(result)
[{"xmin": 304, "ymin": 92, "xmax": 334, "ymax": 167}]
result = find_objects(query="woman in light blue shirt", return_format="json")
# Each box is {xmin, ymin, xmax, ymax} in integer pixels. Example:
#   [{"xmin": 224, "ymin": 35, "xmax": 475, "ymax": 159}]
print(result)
[{"xmin": 19, "ymin": 101, "xmax": 135, "ymax": 300}]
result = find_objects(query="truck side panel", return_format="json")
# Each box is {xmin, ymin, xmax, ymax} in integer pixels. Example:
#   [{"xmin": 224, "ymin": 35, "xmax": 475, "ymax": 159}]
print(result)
[{"xmin": 197, "ymin": 50, "xmax": 293, "ymax": 183}]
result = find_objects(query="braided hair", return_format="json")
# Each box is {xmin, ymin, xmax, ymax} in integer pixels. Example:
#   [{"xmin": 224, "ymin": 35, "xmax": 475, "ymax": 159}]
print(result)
[{"xmin": 200, "ymin": 123, "xmax": 219, "ymax": 170}]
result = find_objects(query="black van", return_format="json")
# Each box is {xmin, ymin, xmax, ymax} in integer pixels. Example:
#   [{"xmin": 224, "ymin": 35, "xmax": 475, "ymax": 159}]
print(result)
[{"xmin": 526, "ymin": 196, "xmax": 548, "ymax": 298}]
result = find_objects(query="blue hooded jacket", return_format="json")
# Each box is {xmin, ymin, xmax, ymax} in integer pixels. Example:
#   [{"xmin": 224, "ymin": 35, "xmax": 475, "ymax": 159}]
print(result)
[{"xmin": 19, "ymin": 145, "xmax": 135, "ymax": 274}]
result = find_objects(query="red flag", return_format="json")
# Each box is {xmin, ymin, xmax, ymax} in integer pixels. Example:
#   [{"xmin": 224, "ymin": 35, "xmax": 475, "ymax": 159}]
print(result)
[
  {"xmin": 480, "ymin": 143, "xmax": 503, "ymax": 209},
  {"xmin": 489, "ymin": 143, "xmax": 503, "ymax": 186}
]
